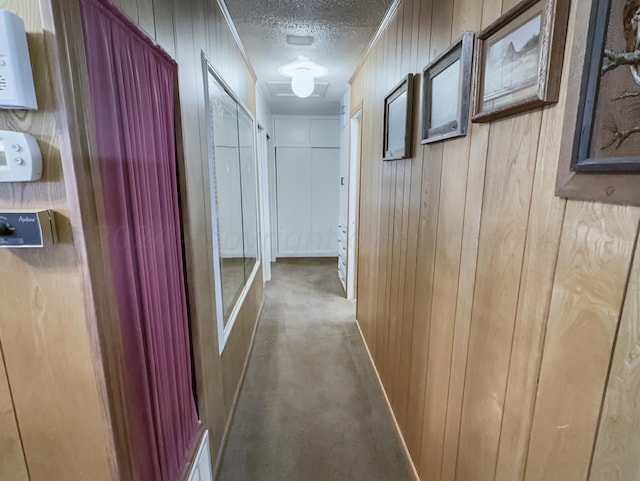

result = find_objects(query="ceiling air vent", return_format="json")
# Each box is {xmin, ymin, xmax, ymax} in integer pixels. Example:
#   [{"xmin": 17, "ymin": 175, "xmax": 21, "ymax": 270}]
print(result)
[
  {"xmin": 267, "ymin": 81, "xmax": 329, "ymax": 99},
  {"xmin": 286, "ymin": 35, "xmax": 314, "ymax": 46}
]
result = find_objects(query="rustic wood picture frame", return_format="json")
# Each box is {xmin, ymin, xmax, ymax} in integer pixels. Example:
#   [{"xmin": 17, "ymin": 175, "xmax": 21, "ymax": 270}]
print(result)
[
  {"xmin": 571, "ymin": 0, "xmax": 640, "ymax": 173},
  {"xmin": 421, "ymin": 32, "xmax": 474, "ymax": 144},
  {"xmin": 471, "ymin": 0, "xmax": 571, "ymax": 123},
  {"xmin": 556, "ymin": 0, "xmax": 640, "ymax": 205},
  {"xmin": 383, "ymin": 74, "xmax": 413, "ymax": 160}
]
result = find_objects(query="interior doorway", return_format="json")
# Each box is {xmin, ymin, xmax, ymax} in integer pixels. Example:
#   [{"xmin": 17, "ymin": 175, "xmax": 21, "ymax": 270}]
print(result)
[
  {"xmin": 347, "ymin": 110, "xmax": 362, "ymax": 301},
  {"xmin": 258, "ymin": 124, "xmax": 271, "ymax": 282}
]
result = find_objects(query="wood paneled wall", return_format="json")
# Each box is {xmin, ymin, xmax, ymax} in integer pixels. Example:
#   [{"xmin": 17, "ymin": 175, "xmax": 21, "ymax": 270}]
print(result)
[
  {"xmin": 351, "ymin": 1, "xmax": 640, "ymax": 481},
  {"xmin": 0, "ymin": 0, "xmax": 263, "ymax": 479},
  {"xmin": 60, "ymin": 0, "xmax": 265, "ymax": 473},
  {"xmin": 0, "ymin": 1, "xmax": 118, "ymax": 480}
]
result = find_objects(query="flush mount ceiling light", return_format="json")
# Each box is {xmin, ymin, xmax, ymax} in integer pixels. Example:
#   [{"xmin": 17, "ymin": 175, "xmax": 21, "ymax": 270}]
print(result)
[{"xmin": 278, "ymin": 56, "xmax": 328, "ymax": 98}]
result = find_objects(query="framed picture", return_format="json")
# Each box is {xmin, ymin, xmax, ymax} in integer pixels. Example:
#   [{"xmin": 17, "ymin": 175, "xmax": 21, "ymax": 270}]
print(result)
[
  {"xmin": 421, "ymin": 32, "xmax": 474, "ymax": 144},
  {"xmin": 556, "ymin": 0, "xmax": 640, "ymax": 206},
  {"xmin": 383, "ymin": 74, "xmax": 414, "ymax": 160},
  {"xmin": 572, "ymin": 0, "xmax": 640, "ymax": 172},
  {"xmin": 471, "ymin": 0, "xmax": 570, "ymax": 123}
]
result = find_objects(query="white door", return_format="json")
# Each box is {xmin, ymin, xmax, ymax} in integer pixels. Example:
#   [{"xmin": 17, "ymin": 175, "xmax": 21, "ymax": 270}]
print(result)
[
  {"xmin": 276, "ymin": 147, "xmax": 312, "ymax": 256},
  {"xmin": 276, "ymin": 147, "xmax": 339, "ymax": 257},
  {"xmin": 311, "ymin": 148, "xmax": 339, "ymax": 254}
]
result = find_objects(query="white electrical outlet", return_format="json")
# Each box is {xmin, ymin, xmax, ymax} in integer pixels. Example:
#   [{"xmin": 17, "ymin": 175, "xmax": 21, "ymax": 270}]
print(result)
[{"xmin": 0, "ymin": 10, "xmax": 37, "ymax": 110}]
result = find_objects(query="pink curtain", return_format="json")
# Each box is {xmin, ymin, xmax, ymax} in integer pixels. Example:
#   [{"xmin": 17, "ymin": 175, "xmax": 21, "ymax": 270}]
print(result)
[{"xmin": 80, "ymin": 1, "xmax": 199, "ymax": 480}]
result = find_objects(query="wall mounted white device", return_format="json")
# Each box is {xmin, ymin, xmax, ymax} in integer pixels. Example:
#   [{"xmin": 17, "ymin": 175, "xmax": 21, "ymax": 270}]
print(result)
[
  {"xmin": 0, "ymin": 210, "xmax": 57, "ymax": 248},
  {"xmin": 0, "ymin": 131, "xmax": 42, "ymax": 181},
  {"xmin": 0, "ymin": 10, "xmax": 38, "ymax": 110}
]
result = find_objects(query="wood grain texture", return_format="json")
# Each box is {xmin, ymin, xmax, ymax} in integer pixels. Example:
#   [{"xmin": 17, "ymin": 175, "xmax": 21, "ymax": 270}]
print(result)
[
  {"xmin": 417, "ymin": 0, "xmax": 456, "ymax": 478},
  {"xmin": 589, "ymin": 236, "xmax": 640, "ymax": 481},
  {"xmin": 394, "ymin": 0, "xmax": 424, "ymax": 432},
  {"xmin": 456, "ymin": 109, "xmax": 542, "ymax": 481},
  {"xmin": 0, "ymin": 349, "xmax": 28, "ymax": 481},
  {"xmin": 0, "ymin": 1, "xmax": 119, "ymax": 480},
  {"xmin": 524, "ymin": 202, "xmax": 640, "ymax": 481},
  {"xmin": 404, "ymin": 0, "xmax": 438, "ymax": 463},
  {"xmin": 439, "ymin": 1, "xmax": 488, "ymax": 479},
  {"xmin": 125, "ymin": 0, "xmax": 264, "ymax": 468},
  {"xmin": 37, "ymin": 0, "xmax": 262, "ymax": 477},
  {"xmin": 440, "ymin": 121, "xmax": 489, "ymax": 481},
  {"xmin": 350, "ymin": 1, "xmax": 640, "ymax": 481},
  {"xmin": 493, "ymin": 4, "xmax": 578, "ymax": 477}
]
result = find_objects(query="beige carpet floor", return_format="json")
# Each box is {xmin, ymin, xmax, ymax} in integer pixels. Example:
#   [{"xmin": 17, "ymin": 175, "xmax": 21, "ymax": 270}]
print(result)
[{"xmin": 217, "ymin": 257, "xmax": 412, "ymax": 481}]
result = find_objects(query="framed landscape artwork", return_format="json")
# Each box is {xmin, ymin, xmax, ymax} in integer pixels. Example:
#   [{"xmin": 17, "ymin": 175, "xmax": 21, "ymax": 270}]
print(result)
[
  {"xmin": 383, "ymin": 74, "xmax": 413, "ymax": 160},
  {"xmin": 421, "ymin": 32, "xmax": 474, "ymax": 144},
  {"xmin": 472, "ymin": 0, "xmax": 570, "ymax": 122}
]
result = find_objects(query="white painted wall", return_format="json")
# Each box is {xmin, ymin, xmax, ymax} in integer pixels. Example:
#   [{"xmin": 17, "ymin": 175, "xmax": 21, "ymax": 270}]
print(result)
[
  {"xmin": 273, "ymin": 116, "xmax": 340, "ymax": 257},
  {"xmin": 255, "ymin": 81, "xmax": 273, "ymax": 134},
  {"xmin": 339, "ymin": 92, "xmax": 350, "ymax": 229},
  {"xmin": 256, "ymin": 83, "xmax": 274, "ymax": 281}
]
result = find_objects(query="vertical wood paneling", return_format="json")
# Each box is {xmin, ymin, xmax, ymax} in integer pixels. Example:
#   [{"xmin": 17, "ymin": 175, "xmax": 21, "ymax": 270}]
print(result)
[
  {"xmin": 136, "ymin": 0, "xmax": 155, "ymax": 37},
  {"xmin": 395, "ymin": 0, "xmax": 424, "ymax": 432},
  {"xmin": 0, "ymin": 351, "xmax": 28, "ymax": 481},
  {"xmin": 457, "ymin": 109, "xmax": 542, "ymax": 481},
  {"xmin": 439, "ymin": 1, "xmax": 487, "ymax": 479},
  {"xmin": 351, "ymin": 1, "xmax": 640, "ymax": 481},
  {"xmin": 440, "ymin": 122, "xmax": 489, "ymax": 481},
  {"xmin": 403, "ymin": 0, "xmax": 436, "ymax": 460},
  {"xmin": 106, "ymin": 0, "xmax": 262, "ymax": 469},
  {"xmin": 493, "ymin": 3, "xmax": 578, "ymax": 475},
  {"xmin": 374, "ymin": 23, "xmax": 391, "ymax": 375},
  {"xmin": 152, "ymin": 0, "xmax": 175, "ymax": 57},
  {"xmin": 589, "ymin": 238, "xmax": 640, "ymax": 481},
  {"xmin": 418, "ymin": 1, "xmax": 457, "ymax": 478},
  {"xmin": 0, "ymin": 1, "xmax": 118, "ymax": 480},
  {"xmin": 388, "ymin": 2, "xmax": 407, "ymax": 415},
  {"xmin": 116, "ymin": 0, "xmax": 138, "ymax": 23},
  {"xmin": 59, "ymin": 0, "xmax": 262, "ymax": 473},
  {"xmin": 524, "ymin": 202, "xmax": 639, "ymax": 481}
]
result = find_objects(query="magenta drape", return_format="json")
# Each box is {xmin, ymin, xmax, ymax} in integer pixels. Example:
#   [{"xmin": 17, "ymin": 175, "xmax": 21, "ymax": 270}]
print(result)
[{"xmin": 80, "ymin": 1, "xmax": 199, "ymax": 480}]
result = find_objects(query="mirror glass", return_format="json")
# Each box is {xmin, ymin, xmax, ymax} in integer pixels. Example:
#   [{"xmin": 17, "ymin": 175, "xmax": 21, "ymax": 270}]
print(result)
[
  {"xmin": 209, "ymin": 78, "xmax": 244, "ymax": 323},
  {"xmin": 238, "ymin": 107, "xmax": 258, "ymax": 280},
  {"xmin": 205, "ymin": 62, "xmax": 260, "ymax": 343}
]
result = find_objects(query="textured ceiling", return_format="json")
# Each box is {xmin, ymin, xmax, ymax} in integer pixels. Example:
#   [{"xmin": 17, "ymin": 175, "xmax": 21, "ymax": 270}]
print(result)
[{"xmin": 224, "ymin": 0, "xmax": 395, "ymax": 115}]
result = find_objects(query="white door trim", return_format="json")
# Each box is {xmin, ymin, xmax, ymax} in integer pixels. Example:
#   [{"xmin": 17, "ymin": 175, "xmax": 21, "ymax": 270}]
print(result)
[{"xmin": 347, "ymin": 110, "xmax": 362, "ymax": 301}]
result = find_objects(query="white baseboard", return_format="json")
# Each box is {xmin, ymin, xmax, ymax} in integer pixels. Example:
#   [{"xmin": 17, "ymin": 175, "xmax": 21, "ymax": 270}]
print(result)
[{"xmin": 276, "ymin": 251, "xmax": 339, "ymax": 258}]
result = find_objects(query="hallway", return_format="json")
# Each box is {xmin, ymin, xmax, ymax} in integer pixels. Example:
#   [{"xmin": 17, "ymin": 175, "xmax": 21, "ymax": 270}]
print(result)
[{"xmin": 218, "ymin": 258, "xmax": 412, "ymax": 481}]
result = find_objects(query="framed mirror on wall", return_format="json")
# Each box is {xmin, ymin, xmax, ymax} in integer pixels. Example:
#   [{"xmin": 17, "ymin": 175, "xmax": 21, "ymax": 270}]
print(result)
[{"xmin": 202, "ymin": 54, "xmax": 260, "ymax": 353}]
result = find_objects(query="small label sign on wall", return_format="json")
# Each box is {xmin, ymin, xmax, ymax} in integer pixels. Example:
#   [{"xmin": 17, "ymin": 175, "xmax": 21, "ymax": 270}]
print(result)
[{"xmin": 0, "ymin": 210, "xmax": 57, "ymax": 248}]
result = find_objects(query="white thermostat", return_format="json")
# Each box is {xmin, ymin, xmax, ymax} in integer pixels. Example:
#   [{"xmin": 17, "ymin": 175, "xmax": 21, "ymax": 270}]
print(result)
[
  {"xmin": 0, "ymin": 131, "xmax": 42, "ymax": 181},
  {"xmin": 0, "ymin": 10, "xmax": 37, "ymax": 110}
]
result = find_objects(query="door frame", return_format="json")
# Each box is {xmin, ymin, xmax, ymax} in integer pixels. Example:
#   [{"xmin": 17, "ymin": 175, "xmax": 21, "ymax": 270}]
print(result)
[
  {"xmin": 257, "ymin": 124, "xmax": 271, "ymax": 282},
  {"xmin": 347, "ymin": 107, "xmax": 363, "ymax": 301}
]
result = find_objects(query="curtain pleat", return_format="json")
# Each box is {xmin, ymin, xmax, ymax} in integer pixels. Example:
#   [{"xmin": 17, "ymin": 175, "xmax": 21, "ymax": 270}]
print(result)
[{"xmin": 80, "ymin": 2, "xmax": 199, "ymax": 480}]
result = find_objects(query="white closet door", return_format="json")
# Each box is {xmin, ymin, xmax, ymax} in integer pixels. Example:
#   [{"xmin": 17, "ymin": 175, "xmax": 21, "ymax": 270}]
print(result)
[
  {"xmin": 276, "ymin": 147, "xmax": 312, "ymax": 255},
  {"xmin": 311, "ymin": 148, "xmax": 339, "ymax": 255}
]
